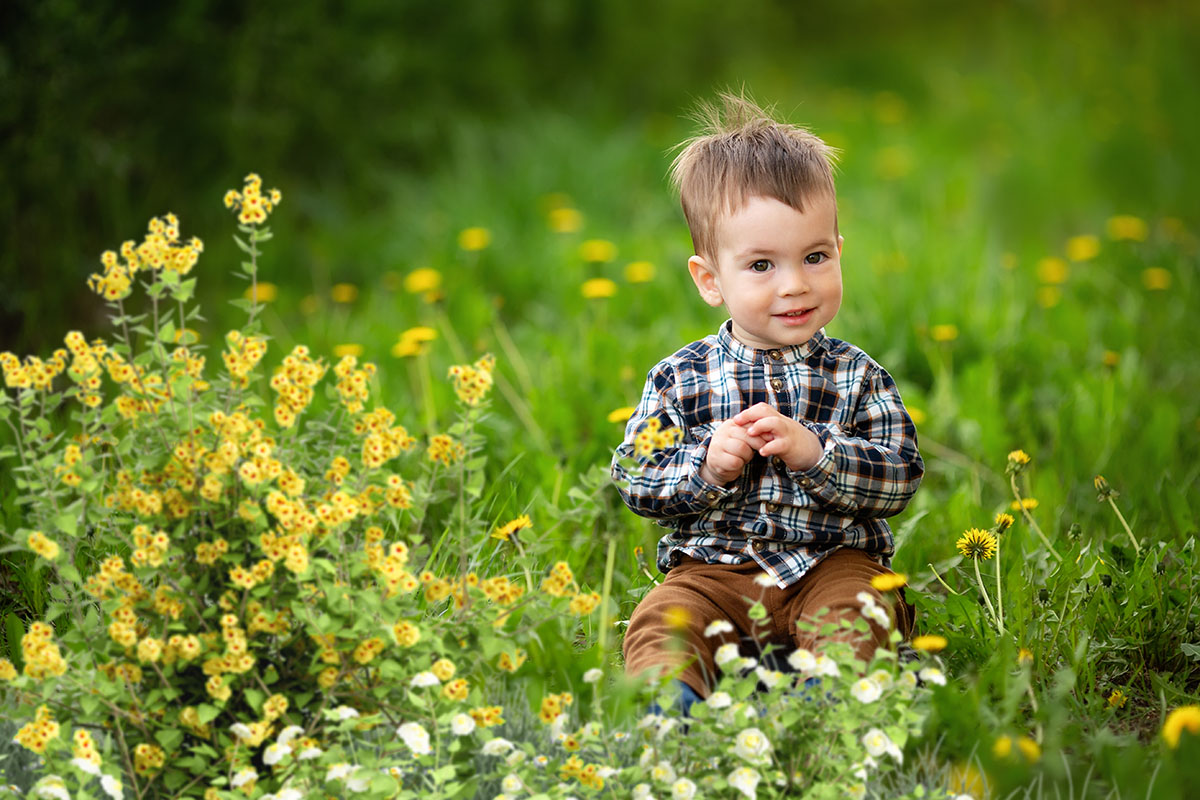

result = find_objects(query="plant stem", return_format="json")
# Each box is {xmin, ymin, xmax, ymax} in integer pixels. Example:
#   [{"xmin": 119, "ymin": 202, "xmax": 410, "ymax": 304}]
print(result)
[
  {"xmin": 1106, "ymin": 497, "xmax": 1141, "ymax": 554},
  {"xmin": 973, "ymin": 557, "xmax": 1000, "ymax": 633},
  {"xmin": 597, "ymin": 537, "xmax": 618, "ymax": 659},
  {"xmin": 1010, "ymin": 474, "xmax": 1061, "ymax": 562},
  {"xmin": 927, "ymin": 562, "xmax": 963, "ymax": 596},
  {"xmin": 995, "ymin": 534, "xmax": 1005, "ymax": 634}
]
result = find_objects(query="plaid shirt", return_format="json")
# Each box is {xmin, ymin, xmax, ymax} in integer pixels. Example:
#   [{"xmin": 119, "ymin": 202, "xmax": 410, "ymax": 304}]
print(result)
[{"xmin": 612, "ymin": 321, "xmax": 923, "ymax": 588}]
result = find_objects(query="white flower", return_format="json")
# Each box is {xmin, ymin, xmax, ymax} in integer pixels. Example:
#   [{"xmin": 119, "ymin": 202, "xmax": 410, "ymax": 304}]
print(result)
[
  {"xmin": 787, "ymin": 648, "xmax": 816, "ymax": 672},
  {"xmin": 856, "ymin": 591, "xmax": 877, "ymax": 608},
  {"xmin": 753, "ymin": 572, "xmax": 776, "ymax": 587},
  {"xmin": 755, "ymin": 666, "xmax": 783, "ymax": 689},
  {"xmin": 850, "ymin": 678, "xmax": 882, "ymax": 704},
  {"xmin": 953, "ymin": 795, "xmax": 976, "ymax": 800},
  {"xmin": 728, "ymin": 766, "xmax": 761, "ymax": 800},
  {"xmin": 277, "ymin": 725, "xmax": 305, "ymax": 747},
  {"xmin": 298, "ymin": 746, "xmax": 323, "ymax": 760},
  {"xmin": 263, "ymin": 743, "xmax": 288, "ymax": 765},
  {"xmin": 862, "ymin": 728, "xmax": 902, "ymax": 762},
  {"xmin": 326, "ymin": 763, "xmax": 354, "ymax": 782},
  {"xmin": 655, "ymin": 717, "xmax": 679, "ymax": 741},
  {"xmin": 481, "ymin": 737, "xmax": 515, "ymax": 756},
  {"xmin": 35, "ymin": 782, "xmax": 69, "ymax": 800},
  {"xmin": 597, "ymin": 766, "xmax": 618, "ymax": 778},
  {"xmin": 231, "ymin": 768, "xmax": 258, "ymax": 788},
  {"xmin": 714, "ymin": 642, "xmax": 741, "ymax": 667},
  {"xmin": 847, "ymin": 782, "xmax": 867, "ymax": 800},
  {"xmin": 721, "ymin": 702, "xmax": 759, "ymax": 726},
  {"xmin": 633, "ymin": 784, "xmax": 655, "ymax": 800},
  {"xmin": 865, "ymin": 603, "xmax": 891, "ymax": 629},
  {"xmin": 733, "ymin": 727, "xmax": 772, "ymax": 764},
  {"xmin": 583, "ymin": 668, "xmax": 604, "ymax": 683},
  {"xmin": 334, "ymin": 705, "xmax": 360, "ymax": 720},
  {"xmin": 505, "ymin": 749, "xmax": 527, "ymax": 767},
  {"xmin": 71, "ymin": 758, "xmax": 101, "ymax": 776},
  {"xmin": 638, "ymin": 745, "xmax": 656, "ymax": 767},
  {"xmin": 277, "ymin": 790, "xmax": 303, "ymax": 800},
  {"xmin": 706, "ymin": 691, "xmax": 732, "ymax": 709},
  {"xmin": 651, "ymin": 760, "xmax": 677, "ymax": 784},
  {"xmin": 410, "ymin": 671, "xmax": 440, "ymax": 687},
  {"xmin": 230, "ymin": 722, "xmax": 254, "ymax": 741},
  {"xmin": 397, "ymin": 722, "xmax": 432, "ymax": 756},
  {"xmin": 868, "ymin": 669, "xmax": 894, "ymax": 689},
  {"xmin": 671, "ymin": 778, "xmax": 697, "ymax": 800},
  {"xmin": 501, "ymin": 774, "xmax": 524, "ymax": 793},
  {"xmin": 704, "ymin": 619, "xmax": 735, "ymax": 637},
  {"xmin": 549, "ymin": 712, "xmax": 568, "ymax": 741},
  {"xmin": 899, "ymin": 670, "xmax": 919, "ymax": 689},
  {"xmin": 919, "ymin": 666, "xmax": 947, "ymax": 686},
  {"xmin": 812, "ymin": 655, "xmax": 840, "ymax": 678},
  {"xmin": 346, "ymin": 772, "xmax": 370, "ymax": 793},
  {"xmin": 450, "ymin": 713, "xmax": 476, "ymax": 736},
  {"xmin": 100, "ymin": 775, "xmax": 123, "ymax": 800}
]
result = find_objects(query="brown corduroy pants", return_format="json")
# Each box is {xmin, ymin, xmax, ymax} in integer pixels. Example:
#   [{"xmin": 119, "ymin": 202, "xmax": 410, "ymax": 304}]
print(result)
[{"xmin": 622, "ymin": 548, "xmax": 914, "ymax": 697}]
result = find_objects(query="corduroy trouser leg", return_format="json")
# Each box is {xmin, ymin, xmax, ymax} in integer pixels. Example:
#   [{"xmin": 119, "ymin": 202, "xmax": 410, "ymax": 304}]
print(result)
[{"xmin": 622, "ymin": 548, "xmax": 914, "ymax": 697}]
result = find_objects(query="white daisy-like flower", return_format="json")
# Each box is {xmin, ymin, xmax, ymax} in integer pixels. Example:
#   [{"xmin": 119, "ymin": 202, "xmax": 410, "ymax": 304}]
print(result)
[
  {"xmin": 298, "ymin": 746, "xmax": 323, "ymax": 760},
  {"xmin": 505, "ymin": 749, "xmax": 527, "ymax": 767},
  {"xmin": 71, "ymin": 758, "xmax": 101, "ymax": 776},
  {"xmin": 753, "ymin": 572, "xmax": 776, "ymax": 588},
  {"xmin": 231, "ymin": 768, "xmax": 258, "ymax": 788},
  {"xmin": 450, "ymin": 713, "xmax": 476, "ymax": 736},
  {"xmin": 534, "ymin": 755, "xmax": 549, "ymax": 767},
  {"xmin": 230, "ymin": 722, "xmax": 254, "ymax": 741},
  {"xmin": 919, "ymin": 666, "xmax": 947, "ymax": 686},
  {"xmin": 482, "ymin": 737, "xmax": 514, "ymax": 756},
  {"xmin": 847, "ymin": 782, "xmax": 867, "ymax": 800},
  {"xmin": 346, "ymin": 772, "xmax": 370, "ymax": 793},
  {"xmin": 100, "ymin": 775, "xmax": 123, "ymax": 800},
  {"xmin": 813, "ymin": 655, "xmax": 840, "ymax": 678},
  {"xmin": 632, "ymin": 784, "xmax": 655, "ymax": 800},
  {"xmin": 549, "ymin": 712, "xmax": 569, "ymax": 742},
  {"xmin": 850, "ymin": 678, "xmax": 882, "ymax": 704},
  {"xmin": 704, "ymin": 619, "xmax": 735, "ymax": 637},
  {"xmin": 755, "ymin": 666, "xmax": 783, "ymax": 689},
  {"xmin": 728, "ymin": 766, "xmax": 761, "ymax": 800},
  {"xmin": 637, "ymin": 712, "xmax": 665, "ymax": 730},
  {"xmin": 334, "ymin": 705, "xmax": 360, "ymax": 720},
  {"xmin": 263, "ymin": 743, "xmax": 288, "ymax": 766},
  {"xmin": 714, "ymin": 642, "xmax": 741, "ymax": 667},
  {"xmin": 656, "ymin": 717, "xmax": 679, "ymax": 741},
  {"xmin": 651, "ymin": 760, "xmax": 677, "ymax": 784},
  {"xmin": 35, "ymin": 782, "xmax": 69, "ymax": 800},
  {"xmin": 899, "ymin": 670, "xmax": 919, "ymax": 689},
  {"xmin": 582, "ymin": 668, "xmax": 603, "ymax": 683},
  {"xmin": 865, "ymin": 604, "xmax": 891, "ymax": 629},
  {"xmin": 706, "ymin": 690, "xmax": 732, "ymax": 709},
  {"xmin": 732, "ymin": 727, "xmax": 772, "ymax": 764},
  {"xmin": 501, "ymin": 774, "xmax": 524, "ymax": 793},
  {"xmin": 638, "ymin": 745, "xmax": 656, "ymax": 767},
  {"xmin": 326, "ymin": 763, "xmax": 354, "ymax": 782},
  {"xmin": 856, "ymin": 591, "xmax": 877, "ymax": 608},
  {"xmin": 397, "ymin": 722, "xmax": 432, "ymax": 756},
  {"xmin": 410, "ymin": 671, "xmax": 440, "ymax": 688},
  {"xmin": 276, "ymin": 790, "xmax": 303, "ymax": 800},
  {"xmin": 598, "ymin": 766, "xmax": 618, "ymax": 778},
  {"xmin": 614, "ymin": 730, "xmax": 629, "ymax": 741},
  {"xmin": 861, "ymin": 727, "xmax": 899, "ymax": 761},
  {"xmin": 868, "ymin": 668, "xmax": 894, "ymax": 689},
  {"xmin": 672, "ymin": 777, "xmax": 697, "ymax": 800},
  {"xmin": 277, "ymin": 725, "xmax": 305, "ymax": 748},
  {"xmin": 787, "ymin": 647, "xmax": 816, "ymax": 672}
]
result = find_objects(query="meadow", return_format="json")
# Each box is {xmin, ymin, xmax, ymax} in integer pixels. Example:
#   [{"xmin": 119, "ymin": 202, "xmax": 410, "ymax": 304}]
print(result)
[{"xmin": 2, "ymin": 2, "xmax": 1199, "ymax": 798}]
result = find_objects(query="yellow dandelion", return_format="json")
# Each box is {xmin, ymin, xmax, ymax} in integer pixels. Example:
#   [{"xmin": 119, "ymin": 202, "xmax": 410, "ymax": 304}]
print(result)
[
  {"xmin": 1010, "ymin": 498, "xmax": 1039, "ymax": 511},
  {"xmin": 1162, "ymin": 705, "xmax": 1200, "ymax": 749},
  {"xmin": 1065, "ymin": 235, "xmax": 1100, "ymax": 262},
  {"xmin": 992, "ymin": 736, "xmax": 1012, "ymax": 758},
  {"xmin": 908, "ymin": 407, "xmax": 927, "ymax": 426},
  {"xmin": 244, "ymin": 282, "xmax": 278, "ymax": 303},
  {"xmin": 994, "ymin": 512, "xmax": 1015, "ymax": 533},
  {"xmin": 663, "ymin": 605, "xmax": 691, "ymax": 630},
  {"xmin": 1107, "ymin": 689, "xmax": 1127, "ymax": 709},
  {"xmin": 1017, "ymin": 648, "xmax": 1033, "ymax": 665},
  {"xmin": 1036, "ymin": 257, "xmax": 1069, "ymax": 285},
  {"xmin": 910, "ymin": 634, "xmax": 947, "ymax": 653},
  {"xmin": 458, "ymin": 227, "xmax": 491, "ymax": 251},
  {"xmin": 1141, "ymin": 267, "xmax": 1171, "ymax": 291},
  {"xmin": 607, "ymin": 406, "xmax": 635, "ymax": 423},
  {"xmin": 930, "ymin": 324, "xmax": 958, "ymax": 342},
  {"xmin": 870, "ymin": 572, "xmax": 907, "ymax": 592},
  {"xmin": 548, "ymin": 208, "xmax": 583, "ymax": 233},
  {"xmin": 1102, "ymin": 350, "xmax": 1120, "ymax": 368},
  {"xmin": 1036, "ymin": 286, "xmax": 1062, "ymax": 308},
  {"xmin": 1106, "ymin": 215, "xmax": 1148, "ymax": 242},
  {"xmin": 581, "ymin": 278, "xmax": 618, "ymax": 299},
  {"xmin": 333, "ymin": 344, "xmax": 364, "ymax": 359},
  {"xmin": 330, "ymin": 283, "xmax": 359, "ymax": 304},
  {"xmin": 624, "ymin": 261, "xmax": 655, "ymax": 283},
  {"xmin": 1015, "ymin": 736, "xmax": 1041, "ymax": 763},
  {"xmin": 404, "ymin": 268, "xmax": 442, "ymax": 294},
  {"xmin": 492, "ymin": 515, "xmax": 532, "ymax": 542},
  {"xmin": 956, "ymin": 528, "xmax": 996, "ymax": 560},
  {"xmin": 1007, "ymin": 450, "xmax": 1031, "ymax": 468},
  {"xmin": 578, "ymin": 239, "xmax": 617, "ymax": 263}
]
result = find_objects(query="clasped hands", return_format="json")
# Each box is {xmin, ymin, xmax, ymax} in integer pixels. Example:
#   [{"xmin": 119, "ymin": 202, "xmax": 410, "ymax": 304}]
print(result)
[{"xmin": 698, "ymin": 403, "xmax": 823, "ymax": 487}]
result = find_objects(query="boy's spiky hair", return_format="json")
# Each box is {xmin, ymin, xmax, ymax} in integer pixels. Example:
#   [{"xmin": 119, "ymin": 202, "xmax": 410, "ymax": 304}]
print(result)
[{"xmin": 670, "ymin": 92, "xmax": 839, "ymax": 259}]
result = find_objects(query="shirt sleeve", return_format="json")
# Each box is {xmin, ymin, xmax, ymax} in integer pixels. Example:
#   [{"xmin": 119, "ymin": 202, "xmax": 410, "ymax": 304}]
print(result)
[
  {"xmin": 611, "ymin": 365, "xmax": 734, "ymax": 520},
  {"xmin": 790, "ymin": 364, "xmax": 923, "ymax": 518}
]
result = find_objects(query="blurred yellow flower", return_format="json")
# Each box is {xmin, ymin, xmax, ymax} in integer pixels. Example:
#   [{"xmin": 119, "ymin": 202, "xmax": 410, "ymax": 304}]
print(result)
[
  {"xmin": 549, "ymin": 208, "xmax": 583, "ymax": 233},
  {"xmin": 333, "ymin": 344, "xmax": 363, "ymax": 359},
  {"xmin": 1036, "ymin": 287, "xmax": 1062, "ymax": 308},
  {"xmin": 458, "ymin": 227, "xmax": 491, "ymax": 251},
  {"xmin": 908, "ymin": 407, "xmax": 927, "ymax": 426},
  {"xmin": 299, "ymin": 295, "xmax": 318, "ymax": 315},
  {"xmin": 930, "ymin": 324, "xmax": 958, "ymax": 343},
  {"xmin": 1007, "ymin": 449, "xmax": 1031, "ymax": 467},
  {"xmin": 581, "ymin": 278, "xmax": 618, "ymax": 299},
  {"xmin": 1102, "ymin": 350, "xmax": 1120, "ymax": 368},
  {"xmin": 1015, "ymin": 736, "xmax": 1041, "ymax": 763},
  {"xmin": 404, "ymin": 268, "xmax": 442, "ymax": 294},
  {"xmin": 244, "ymin": 282, "xmax": 278, "ymax": 302},
  {"xmin": 1036, "ymin": 257, "xmax": 1069, "ymax": 284},
  {"xmin": 607, "ymin": 406, "xmax": 635, "ymax": 423},
  {"xmin": 663, "ymin": 605, "xmax": 691, "ymax": 630},
  {"xmin": 1107, "ymin": 689, "xmax": 1127, "ymax": 709},
  {"xmin": 910, "ymin": 634, "xmax": 947, "ymax": 653},
  {"xmin": 992, "ymin": 735, "xmax": 1012, "ymax": 758},
  {"xmin": 624, "ymin": 261, "xmax": 655, "ymax": 283},
  {"xmin": 1106, "ymin": 215, "xmax": 1148, "ymax": 242},
  {"xmin": 870, "ymin": 573, "xmax": 907, "ymax": 592},
  {"xmin": 392, "ymin": 326, "xmax": 438, "ymax": 358},
  {"xmin": 1162, "ymin": 705, "xmax": 1200, "ymax": 749},
  {"xmin": 579, "ymin": 239, "xmax": 617, "ymax": 263},
  {"xmin": 1017, "ymin": 648, "xmax": 1034, "ymax": 664},
  {"xmin": 492, "ymin": 515, "xmax": 531, "ymax": 542},
  {"xmin": 944, "ymin": 762, "xmax": 986, "ymax": 798},
  {"xmin": 1141, "ymin": 267, "xmax": 1171, "ymax": 291},
  {"xmin": 1010, "ymin": 498, "xmax": 1039, "ymax": 511},
  {"xmin": 1065, "ymin": 235, "xmax": 1100, "ymax": 262},
  {"xmin": 330, "ymin": 283, "xmax": 359, "ymax": 304}
]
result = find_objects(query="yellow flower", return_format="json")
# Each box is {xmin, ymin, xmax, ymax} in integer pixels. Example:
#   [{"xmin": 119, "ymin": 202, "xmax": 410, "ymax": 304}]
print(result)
[
  {"xmin": 431, "ymin": 658, "xmax": 456, "ymax": 681},
  {"xmin": 956, "ymin": 528, "xmax": 996, "ymax": 560},
  {"xmin": 497, "ymin": 649, "xmax": 527, "ymax": 672},
  {"xmin": 448, "ymin": 353, "xmax": 496, "ymax": 406},
  {"xmin": 607, "ymin": 406, "xmax": 635, "ymax": 423},
  {"xmin": 1106, "ymin": 215, "xmax": 1148, "ymax": 242},
  {"xmin": 1015, "ymin": 736, "xmax": 1041, "ymax": 762},
  {"xmin": 663, "ymin": 605, "xmax": 691, "ymax": 630},
  {"xmin": 330, "ymin": 283, "xmax": 359, "ymax": 304},
  {"xmin": 1162, "ymin": 705, "xmax": 1200, "ymax": 749},
  {"xmin": 1010, "ymin": 497, "xmax": 1039, "ymax": 512},
  {"xmin": 1107, "ymin": 689, "xmax": 1127, "ymax": 709},
  {"xmin": 27, "ymin": 531, "xmax": 60, "ymax": 560},
  {"xmin": 244, "ymin": 282, "xmax": 278, "ymax": 302},
  {"xmin": 994, "ymin": 512, "xmax": 1015, "ymax": 533},
  {"xmin": 1065, "ymin": 235, "xmax": 1100, "ymax": 262},
  {"xmin": 1017, "ymin": 648, "xmax": 1033, "ymax": 665},
  {"xmin": 392, "ymin": 326, "xmax": 438, "ymax": 358},
  {"xmin": 992, "ymin": 735, "xmax": 1012, "ymax": 758},
  {"xmin": 578, "ymin": 239, "xmax": 617, "ymax": 263},
  {"xmin": 910, "ymin": 634, "xmax": 947, "ymax": 653},
  {"xmin": 908, "ymin": 406, "xmax": 926, "ymax": 426},
  {"xmin": 1036, "ymin": 257, "xmax": 1069, "ymax": 285},
  {"xmin": 581, "ymin": 278, "xmax": 618, "ymax": 299},
  {"xmin": 1141, "ymin": 267, "xmax": 1171, "ymax": 291},
  {"xmin": 1102, "ymin": 350, "xmax": 1120, "ymax": 368},
  {"xmin": 1036, "ymin": 286, "xmax": 1062, "ymax": 308},
  {"xmin": 930, "ymin": 324, "xmax": 958, "ymax": 342},
  {"xmin": 1006, "ymin": 450, "xmax": 1031, "ymax": 470},
  {"xmin": 333, "ymin": 344, "xmax": 364, "ymax": 359},
  {"xmin": 548, "ymin": 208, "xmax": 583, "ymax": 233},
  {"xmin": 404, "ymin": 268, "xmax": 442, "ymax": 294},
  {"xmin": 492, "ymin": 514, "xmax": 532, "ymax": 542},
  {"xmin": 458, "ymin": 227, "xmax": 491, "ymax": 251},
  {"xmin": 624, "ymin": 261, "xmax": 655, "ymax": 283},
  {"xmin": 870, "ymin": 572, "xmax": 907, "ymax": 592},
  {"xmin": 0, "ymin": 658, "xmax": 17, "ymax": 680}
]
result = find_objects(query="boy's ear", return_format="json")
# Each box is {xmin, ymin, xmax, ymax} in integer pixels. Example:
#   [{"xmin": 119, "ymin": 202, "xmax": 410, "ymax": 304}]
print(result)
[
  {"xmin": 837, "ymin": 235, "xmax": 844, "ymax": 257},
  {"xmin": 688, "ymin": 255, "xmax": 724, "ymax": 307}
]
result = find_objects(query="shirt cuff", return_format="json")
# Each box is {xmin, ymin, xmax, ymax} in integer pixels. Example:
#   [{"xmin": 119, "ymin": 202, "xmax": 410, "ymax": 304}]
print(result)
[
  {"xmin": 792, "ymin": 422, "xmax": 859, "ymax": 512},
  {"xmin": 687, "ymin": 436, "xmax": 738, "ymax": 508}
]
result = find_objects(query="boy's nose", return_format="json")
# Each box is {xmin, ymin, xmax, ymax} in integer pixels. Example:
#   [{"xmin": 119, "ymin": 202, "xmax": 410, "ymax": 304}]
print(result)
[{"xmin": 778, "ymin": 267, "xmax": 809, "ymax": 295}]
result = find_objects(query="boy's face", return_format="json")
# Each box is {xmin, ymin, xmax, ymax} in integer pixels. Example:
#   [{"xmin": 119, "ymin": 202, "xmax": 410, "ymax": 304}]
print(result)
[{"xmin": 688, "ymin": 194, "xmax": 843, "ymax": 350}]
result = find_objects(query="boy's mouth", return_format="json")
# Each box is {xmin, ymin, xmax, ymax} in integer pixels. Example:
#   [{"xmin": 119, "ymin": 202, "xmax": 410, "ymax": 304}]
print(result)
[{"xmin": 774, "ymin": 308, "xmax": 815, "ymax": 324}]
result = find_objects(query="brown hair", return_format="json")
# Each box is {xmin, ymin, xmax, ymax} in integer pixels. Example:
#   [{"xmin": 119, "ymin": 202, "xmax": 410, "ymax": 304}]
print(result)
[{"xmin": 670, "ymin": 92, "xmax": 838, "ymax": 259}]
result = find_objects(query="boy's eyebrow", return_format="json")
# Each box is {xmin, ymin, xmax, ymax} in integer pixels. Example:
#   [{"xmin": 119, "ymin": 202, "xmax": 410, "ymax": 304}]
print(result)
[{"xmin": 730, "ymin": 238, "xmax": 837, "ymax": 260}]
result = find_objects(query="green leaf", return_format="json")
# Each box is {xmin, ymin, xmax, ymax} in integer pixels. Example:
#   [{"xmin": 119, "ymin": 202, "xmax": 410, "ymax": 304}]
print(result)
[
  {"xmin": 158, "ymin": 320, "xmax": 177, "ymax": 343},
  {"xmin": 163, "ymin": 769, "xmax": 187, "ymax": 790},
  {"xmin": 233, "ymin": 235, "xmax": 252, "ymax": 255},
  {"xmin": 54, "ymin": 513, "xmax": 78, "ymax": 537},
  {"xmin": 196, "ymin": 704, "xmax": 222, "ymax": 724},
  {"xmin": 171, "ymin": 279, "xmax": 197, "ymax": 304},
  {"xmin": 155, "ymin": 727, "xmax": 184, "ymax": 752},
  {"xmin": 1182, "ymin": 642, "xmax": 1200, "ymax": 661}
]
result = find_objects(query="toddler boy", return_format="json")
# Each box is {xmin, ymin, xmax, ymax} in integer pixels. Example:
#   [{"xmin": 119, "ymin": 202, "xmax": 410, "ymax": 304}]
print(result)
[{"xmin": 612, "ymin": 95, "xmax": 923, "ymax": 706}]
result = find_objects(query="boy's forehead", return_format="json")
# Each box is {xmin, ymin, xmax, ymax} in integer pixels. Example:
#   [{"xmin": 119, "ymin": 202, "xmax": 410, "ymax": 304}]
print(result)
[{"xmin": 712, "ymin": 191, "xmax": 838, "ymax": 236}]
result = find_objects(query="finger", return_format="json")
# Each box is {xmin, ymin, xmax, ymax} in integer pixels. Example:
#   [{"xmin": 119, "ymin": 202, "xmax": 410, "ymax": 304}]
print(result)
[
  {"xmin": 732, "ymin": 403, "xmax": 777, "ymax": 425},
  {"xmin": 727, "ymin": 425, "xmax": 769, "ymax": 450}
]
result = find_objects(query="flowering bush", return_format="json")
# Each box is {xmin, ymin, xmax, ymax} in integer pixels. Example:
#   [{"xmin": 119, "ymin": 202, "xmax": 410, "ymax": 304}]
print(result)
[{"xmin": 1, "ymin": 176, "xmax": 959, "ymax": 800}]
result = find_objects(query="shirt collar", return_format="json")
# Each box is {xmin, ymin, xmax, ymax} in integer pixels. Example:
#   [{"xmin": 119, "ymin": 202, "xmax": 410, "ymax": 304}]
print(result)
[{"xmin": 716, "ymin": 320, "xmax": 828, "ymax": 365}]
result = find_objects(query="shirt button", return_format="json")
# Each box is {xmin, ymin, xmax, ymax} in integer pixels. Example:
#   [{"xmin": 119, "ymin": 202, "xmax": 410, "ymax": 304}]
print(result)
[
  {"xmin": 771, "ymin": 456, "xmax": 786, "ymax": 472},
  {"xmin": 765, "ymin": 501, "xmax": 780, "ymax": 513},
  {"xmin": 770, "ymin": 377, "xmax": 784, "ymax": 391},
  {"xmin": 769, "ymin": 350, "xmax": 783, "ymax": 361},
  {"xmin": 798, "ymin": 476, "xmax": 813, "ymax": 488},
  {"xmin": 705, "ymin": 490, "xmax": 720, "ymax": 502},
  {"xmin": 752, "ymin": 539, "xmax": 766, "ymax": 552}
]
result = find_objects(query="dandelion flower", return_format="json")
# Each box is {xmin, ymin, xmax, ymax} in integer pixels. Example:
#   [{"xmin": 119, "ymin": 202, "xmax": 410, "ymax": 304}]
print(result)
[
  {"xmin": 1107, "ymin": 689, "xmax": 1127, "ymax": 709},
  {"xmin": 1142, "ymin": 267, "xmax": 1171, "ymax": 290},
  {"xmin": 1006, "ymin": 449, "xmax": 1031, "ymax": 468},
  {"xmin": 1016, "ymin": 736, "xmax": 1041, "ymax": 762},
  {"xmin": 994, "ymin": 512, "xmax": 1015, "ymax": 533},
  {"xmin": 492, "ymin": 514, "xmax": 531, "ymax": 542},
  {"xmin": 579, "ymin": 239, "xmax": 617, "ymax": 262},
  {"xmin": 458, "ymin": 227, "xmax": 491, "ymax": 251},
  {"xmin": 930, "ymin": 324, "xmax": 958, "ymax": 342},
  {"xmin": 245, "ymin": 282, "xmax": 278, "ymax": 302},
  {"xmin": 403, "ymin": 268, "xmax": 442, "ymax": 294},
  {"xmin": 1162, "ymin": 705, "xmax": 1200, "ymax": 749},
  {"xmin": 581, "ymin": 278, "xmax": 618, "ymax": 299},
  {"xmin": 607, "ymin": 406, "xmax": 636, "ymax": 423},
  {"xmin": 548, "ymin": 207, "xmax": 583, "ymax": 233},
  {"xmin": 956, "ymin": 528, "xmax": 996, "ymax": 560},
  {"xmin": 910, "ymin": 634, "xmax": 947, "ymax": 653},
  {"xmin": 333, "ymin": 344, "xmax": 364, "ymax": 359},
  {"xmin": 1106, "ymin": 215, "xmax": 1148, "ymax": 241},
  {"xmin": 625, "ymin": 261, "xmax": 656, "ymax": 283},
  {"xmin": 870, "ymin": 572, "xmax": 907, "ymax": 592},
  {"xmin": 1036, "ymin": 257, "xmax": 1069, "ymax": 284},
  {"xmin": 330, "ymin": 283, "xmax": 359, "ymax": 304}
]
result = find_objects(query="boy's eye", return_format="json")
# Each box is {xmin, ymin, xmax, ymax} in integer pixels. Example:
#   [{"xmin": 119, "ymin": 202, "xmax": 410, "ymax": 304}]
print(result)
[
  {"xmin": 804, "ymin": 252, "xmax": 828, "ymax": 265},
  {"xmin": 749, "ymin": 260, "xmax": 772, "ymax": 273}
]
